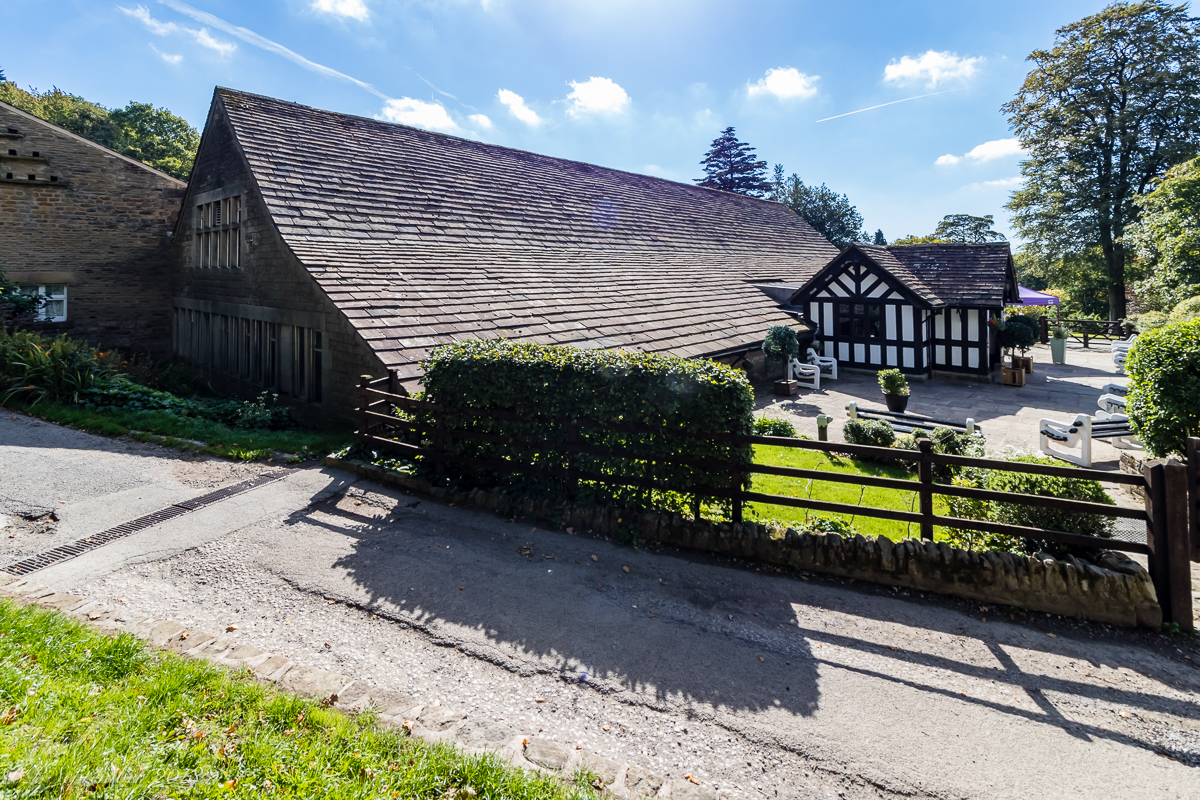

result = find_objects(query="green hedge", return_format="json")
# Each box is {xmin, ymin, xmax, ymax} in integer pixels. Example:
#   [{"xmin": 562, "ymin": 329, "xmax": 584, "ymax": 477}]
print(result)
[
  {"xmin": 1126, "ymin": 318, "xmax": 1200, "ymax": 457},
  {"xmin": 418, "ymin": 340, "xmax": 754, "ymax": 516}
]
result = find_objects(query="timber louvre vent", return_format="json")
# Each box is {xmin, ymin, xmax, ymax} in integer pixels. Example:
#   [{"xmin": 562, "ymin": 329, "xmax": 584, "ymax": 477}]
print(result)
[{"xmin": 1, "ymin": 471, "xmax": 287, "ymax": 576}]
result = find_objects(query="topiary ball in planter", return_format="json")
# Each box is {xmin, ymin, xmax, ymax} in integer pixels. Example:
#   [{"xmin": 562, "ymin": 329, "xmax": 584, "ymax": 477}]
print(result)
[{"xmin": 877, "ymin": 368, "xmax": 910, "ymax": 412}]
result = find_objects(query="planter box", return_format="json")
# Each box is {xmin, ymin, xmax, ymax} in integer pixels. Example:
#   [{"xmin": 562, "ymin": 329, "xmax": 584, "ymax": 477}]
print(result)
[
  {"xmin": 1050, "ymin": 338, "xmax": 1067, "ymax": 364},
  {"xmin": 772, "ymin": 379, "xmax": 799, "ymax": 396},
  {"xmin": 1001, "ymin": 366, "xmax": 1026, "ymax": 387},
  {"xmin": 1012, "ymin": 356, "xmax": 1033, "ymax": 373},
  {"xmin": 884, "ymin": 393, "xmax": 909, "ymax": 413}
]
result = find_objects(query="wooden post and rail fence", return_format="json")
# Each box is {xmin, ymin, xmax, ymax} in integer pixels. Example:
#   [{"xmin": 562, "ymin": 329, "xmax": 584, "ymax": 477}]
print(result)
[
  {"xmin": 358, "ymin": 374, "xmax": 1197, "ymax": 631},
  {"xmin": 1037, "ymin": 316, "xmax": 1135, "ymax": 347}
]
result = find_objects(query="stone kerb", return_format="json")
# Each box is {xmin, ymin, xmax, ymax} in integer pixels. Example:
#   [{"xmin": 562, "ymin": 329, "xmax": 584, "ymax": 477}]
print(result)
[{"xmin": 328, "ymin": 457, "xmax": 1163, "ymax": 630}]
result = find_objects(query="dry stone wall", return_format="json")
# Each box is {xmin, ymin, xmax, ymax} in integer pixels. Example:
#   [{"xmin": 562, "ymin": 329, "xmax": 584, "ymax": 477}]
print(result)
[{"xmin": 329, "ymin": 457, "xmax": 1163, "ymax": 630}]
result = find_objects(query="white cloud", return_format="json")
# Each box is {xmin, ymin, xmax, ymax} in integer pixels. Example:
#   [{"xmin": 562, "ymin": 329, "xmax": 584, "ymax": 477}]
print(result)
[
  {"xmin": 937, "ymin": 138, "xmax": 1025, "ymax": 166},
  {"xmin": 157, "ymin": 0, "xmax": 386, "ymax": 98},
  {"xmin": 311, "ymin": 0, "xmax": 369, "ymax": 20},
  {"xmin": 565, "ymin": 77, "xmax": 630, "ymax": 117},
  {"xmin": 980, "ymin": 176, "xmax": 1024, "ymax": 188},
  {"xmin": 194, "ymin": 27, "xmax": 237, "ymax": 56},
  {"xmin": 120, "ymin": 4, "xmax": 236, "ymax": 57},
  {"xmin": 121, "ymin": 4, "xmax": 177, "ymax": 34},
  {"xmin": 150, "ymin": 44, "xmax": 183, "ymax": 64},
  {"xmin": 497, "ymin": 89, "xmax": 542, "ymax": 126},
  {"xmin": 379, "ymin": 98, "xmax": 461, "ymax": 134},
  {"xmin": 468, "ymin": 113, "xmax": 493, "ymax": 130},
  {"xmin": 884, "ymin": 50, "xmax": 982, "ymax": 88},
  {"xmin": 747, "ymin": 67, "xmax": 818, "ymax": 100}
]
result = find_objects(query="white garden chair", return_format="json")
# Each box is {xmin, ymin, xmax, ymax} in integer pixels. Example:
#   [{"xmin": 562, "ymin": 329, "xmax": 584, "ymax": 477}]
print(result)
[
  {"xmin": 1100, "ymin": 382, "xmax": 1128, "ymax": 397},
  {"xmin": 1097, "ymin": 393, "xmax": 1126, "ymax": 416},
  {"xmin": 787, "ymin": 357, "xmax": 821, "ymax": 391},
  {"xmin": 807, "ymin": 347, "xmax": 838, "ymax": 380},
  {"xmin": 1039, "ymin": 414, "xmax": 1093, "ymax": 467},
  {"xmin": 1111, "ymin": 334, "xmax": 1137, "ymax": 371}
]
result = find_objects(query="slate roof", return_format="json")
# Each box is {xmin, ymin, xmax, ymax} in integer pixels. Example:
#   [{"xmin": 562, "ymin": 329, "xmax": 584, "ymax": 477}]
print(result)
[
  {"xmin": 214, "ymin": 88, "xmax": 839, "ymax": 385},
  {"xmin": 884, "ymin": 243, "xmax": 1016, "ymax": 308},
  {"xmin": 785, "ymin": 242, "xmax": 1015, "ymax": 310}
]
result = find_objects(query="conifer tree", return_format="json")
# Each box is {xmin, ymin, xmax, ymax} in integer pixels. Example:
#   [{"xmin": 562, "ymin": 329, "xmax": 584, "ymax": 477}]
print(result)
[{"xmin": 695, "ymin": 127, "xmax": 771, "ymax": 197}]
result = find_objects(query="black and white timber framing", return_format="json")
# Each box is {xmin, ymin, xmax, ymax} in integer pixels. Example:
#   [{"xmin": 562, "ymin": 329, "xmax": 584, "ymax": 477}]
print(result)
[{"xmin": 778, "ymin": 243, "xmax": 1020, "ymax": 379}]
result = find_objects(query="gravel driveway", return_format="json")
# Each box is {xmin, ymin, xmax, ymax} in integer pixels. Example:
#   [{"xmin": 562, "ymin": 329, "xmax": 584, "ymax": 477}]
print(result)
[{"xmin": 69, "ymin": 483, "xmax": 1200, "ymax": 800}]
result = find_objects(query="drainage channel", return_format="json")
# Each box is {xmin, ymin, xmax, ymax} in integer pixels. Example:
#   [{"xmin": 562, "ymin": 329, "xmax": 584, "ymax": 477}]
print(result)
[{"xmin": 1, "ymin": 471, "xmax": 288, "ymax": 576}]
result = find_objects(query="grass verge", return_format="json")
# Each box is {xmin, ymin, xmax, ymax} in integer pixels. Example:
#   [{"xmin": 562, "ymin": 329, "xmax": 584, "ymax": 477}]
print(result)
[
  {"xmin": 0, "ymin": 598, "xmax": 596, "ymax": 800},
  {"xmin": 1, "ymin": 400, "xmax": 352, "ymax": 462},
  {"xmin": 747, "ymin": 444, "xmax": 950, "ymax": 539}
]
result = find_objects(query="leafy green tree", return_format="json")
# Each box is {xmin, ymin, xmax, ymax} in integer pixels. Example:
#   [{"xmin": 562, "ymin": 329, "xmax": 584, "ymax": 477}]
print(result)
[
  {"xmin": 891, "ymin": 234, "xmax": 948, "ymax": 246},
  {"xmin": 872, "ymin": 229, "xmax": 887, "ymax": 246},
  {"xmin": 0, "ymin": 79, "xmax": 198, "ymax": 180},
  {"xmin": 770, "ymin": 165, "xmax": 868, "ymax": 248},
  {"xmin": 932, "ymin": 213, "xmax": 1006, "ymax": 243},
  {"xmin": 1003, "ymin": 1, "xmax": 1200, "ymax": 320},
  {"xmin": 111, "ymin": 102, "xmax": 200, "ymax": 180},
  {"xmin": 1126, "ymin": 155, "xmax": 1200, "ymax": 309},
  {"xmin": 695, "ymin": 127, "xmax": 771, "ymax": 196}
]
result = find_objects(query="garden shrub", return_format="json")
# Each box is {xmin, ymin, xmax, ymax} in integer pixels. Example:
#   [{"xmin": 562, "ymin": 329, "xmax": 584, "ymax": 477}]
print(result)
[
  {"xmin": 1125, "ymin": 318, "xmax": 1200, "ymax": 456},
  {"xmin": 842, "ymin": 418, "xmax": 896, "ymax": 448},
  {"xmin": 946, "ymin": 454, "xmax": 1115, "ymax": 557},
  {"xmin": 1167, "ymin": 295, "xmax": 1200, "ymax": 323},
  {"xmin": 877, "ymin": 368, "xmax": 909, "ymax": 396},
  {"xmin": 419, "ymin": 340, "xmax": 754, "ymax": 517},
  {"xmin": 803, "ymin": 515, "xmax": 858, "ymax": 536},
  {"xmin": 762, "ymin": 325, "xmax": 800, "ymax": 370},
  {"xmin": 998, "ymin": 315, "xmax": 1038, "ymax": 356},
  {"xmin": 1134, "ymin": 310, "xmax": 1170, "ymax": 332},
  {"xmin": 752, "ymin": 417, "xmax": 797, "ymax": 437},
  {"xmin": 0, "ymin": 329, "xmax": 110, "ymax": 405}
]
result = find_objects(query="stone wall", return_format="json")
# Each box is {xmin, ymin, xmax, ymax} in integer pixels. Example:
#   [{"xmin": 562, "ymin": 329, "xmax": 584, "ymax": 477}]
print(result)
[
  {"xmin": 0, "ymin": 102, "xmax": 186, "ymax": 354},
  {"xmin": 329, "ymin": 457, "xmax": 1163, "ymax": 630}
]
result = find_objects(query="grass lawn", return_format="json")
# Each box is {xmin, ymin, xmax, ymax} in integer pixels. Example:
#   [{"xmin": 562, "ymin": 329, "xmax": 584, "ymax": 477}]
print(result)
[
  {"xmin": 0, "ymin": 599, "xmax": 597, "ymax": 800},
  {"xmin": 2, "ymin": 400, "xmax": 353, "ymax": 462},
  {"xmin": 746, "ymin": 444, "xmax": 949, "ymax": 539}
]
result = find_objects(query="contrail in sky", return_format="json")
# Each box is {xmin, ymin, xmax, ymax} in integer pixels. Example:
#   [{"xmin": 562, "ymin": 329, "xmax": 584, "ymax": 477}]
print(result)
[
  {"xmin": 157, "ymin": 0, "xmax": 390, "ymax": 100},
  {"xmin": 815, "ymin": 90, "xmax": 958, "ymax": 123}
]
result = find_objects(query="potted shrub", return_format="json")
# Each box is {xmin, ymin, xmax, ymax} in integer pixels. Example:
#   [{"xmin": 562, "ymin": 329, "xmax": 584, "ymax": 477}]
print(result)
[
  {"xmin": 762, "ymin": 325, "xmax": 800, "ymax": 395},
  {"xmin": 1006, "ymin": 315, "xmax": 1040, "ymax": 372},
  {"xmin": 877, "ymin": 368, "xmax": 910, "ymax": 413},
  {"xmin": 1050, "ymin": 324, "xmax": 1069, "ymax": 364}
]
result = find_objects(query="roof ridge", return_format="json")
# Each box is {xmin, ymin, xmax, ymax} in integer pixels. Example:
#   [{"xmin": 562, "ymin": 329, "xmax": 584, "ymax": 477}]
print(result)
[
  {"xmin": 215, "ymin": 86, "xmax": 788, "ymax": 208},
  {"xmin": 0, "ymin": 99, "xmax": 186, "ymax": 186}
]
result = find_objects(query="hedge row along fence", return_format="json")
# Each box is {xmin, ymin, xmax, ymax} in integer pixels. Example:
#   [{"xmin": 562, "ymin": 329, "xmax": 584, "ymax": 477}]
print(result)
[{"xmin": 354, "ymin": 342, "xmax": 1195, "ymax": 631}]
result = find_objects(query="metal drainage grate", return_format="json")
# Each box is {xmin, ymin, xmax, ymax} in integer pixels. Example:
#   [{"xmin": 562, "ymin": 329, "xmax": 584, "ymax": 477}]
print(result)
[{"xmin": 2, "ymin": 470, "xmax": 288, "ymax": 577}]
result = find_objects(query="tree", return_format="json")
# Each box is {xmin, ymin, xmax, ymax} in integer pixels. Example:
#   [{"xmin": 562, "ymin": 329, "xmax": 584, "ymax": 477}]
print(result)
[
  {"xmin": 770, "ymin": 165, "xmax": 868, "ymax": 248},
  {"xmin": 0, "ymin": 78, "xmax": 198, "ymax": 180},
  {"xmin": 872, "ymin": 229, "xmax": 887, "ymax": 246},
  {"xmin": 932, "ymin": 213, "xmax": 1006, "ymax": 243},
  {"xmin": 111, "ymin": 102, "xmax": 201, "ymax": 181},
  {"xmin": 695, "ymin": 127, "xmax": 771, "ymax": 196},
  {"xmin": 1003, "ymin": 1, "xmax": 1200, "ymax": 320},
  {"xmin": 1126, "ymin": 155, "xmax": 1200, "ymax": 309},
  {"xmin": 891, "ymin": 234, "xmax": 948, "ymax": 246}
]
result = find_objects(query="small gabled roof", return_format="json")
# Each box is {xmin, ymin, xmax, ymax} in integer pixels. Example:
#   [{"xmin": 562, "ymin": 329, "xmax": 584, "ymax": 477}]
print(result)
[
  {"xmin": 784, "ymin": 241, "xmax": 1017, "ymax": 310},
  {"xmin": 786, "ymin": 243, "xmax": 945, "ymax": 309},
  {"xmin": 885, "ymin": 242, "xmax": 1017, "ymax": 308},
  {"xmin": 212, "ymin": 88, "xmax": 839, "ymax": 383}
]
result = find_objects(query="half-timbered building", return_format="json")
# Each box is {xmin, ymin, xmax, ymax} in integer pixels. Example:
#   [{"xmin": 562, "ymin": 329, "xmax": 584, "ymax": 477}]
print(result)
[{"xmin": 779, "ymin": 243, "xmax": 1019, "ymax": 380}]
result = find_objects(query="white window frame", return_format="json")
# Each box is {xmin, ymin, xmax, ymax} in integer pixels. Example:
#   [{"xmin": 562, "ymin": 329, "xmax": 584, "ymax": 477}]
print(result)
[{"xmin": 20, "ymin": 284, "xmax": 68, "ymax": 322}]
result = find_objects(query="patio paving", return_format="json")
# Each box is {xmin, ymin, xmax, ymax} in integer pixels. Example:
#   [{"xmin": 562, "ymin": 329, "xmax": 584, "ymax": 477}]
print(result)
[{"xmin": 756, "ymin": 340, "xmax": 1133, "ymax": 471}]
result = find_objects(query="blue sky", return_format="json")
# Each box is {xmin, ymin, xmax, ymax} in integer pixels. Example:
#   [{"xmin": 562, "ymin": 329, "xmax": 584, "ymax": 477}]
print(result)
[{"xmin": 4, "ymin": 0, "xmax": 1117, "ymax": 242}]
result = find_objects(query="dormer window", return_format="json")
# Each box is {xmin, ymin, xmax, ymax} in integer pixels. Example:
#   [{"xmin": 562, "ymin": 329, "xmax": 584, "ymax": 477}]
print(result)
[{"xmin": 194, "ymin": 194, "xmax": 242, "ymax": 268}]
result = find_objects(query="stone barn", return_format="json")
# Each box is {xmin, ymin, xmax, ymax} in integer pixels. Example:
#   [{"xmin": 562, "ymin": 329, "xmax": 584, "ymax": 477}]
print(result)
[{"xmin": 0, "ymin": 100, "xmax": 186, "ymax": 352}]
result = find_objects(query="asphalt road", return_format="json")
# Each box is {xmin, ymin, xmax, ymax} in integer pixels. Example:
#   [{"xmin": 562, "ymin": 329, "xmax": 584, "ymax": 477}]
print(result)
[{"xmin": 3, "ymin": 412, "xmax": 1199, "ymax": 799}]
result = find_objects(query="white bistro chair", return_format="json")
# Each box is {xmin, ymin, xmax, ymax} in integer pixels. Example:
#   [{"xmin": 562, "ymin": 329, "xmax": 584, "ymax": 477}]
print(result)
[
  {"xmin": 807, "ymin": 347, "xmax": 838, "ymax": 381},
  {"xmin": 787, "ymin": 357, "xmax": 821, "ymax": 391}
]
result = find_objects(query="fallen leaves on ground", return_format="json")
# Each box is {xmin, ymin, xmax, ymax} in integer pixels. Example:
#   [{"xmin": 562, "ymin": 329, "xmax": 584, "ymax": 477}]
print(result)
[{"xmin": 226, "ymin": 625, "xmax": 238, "ymax": 632}]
